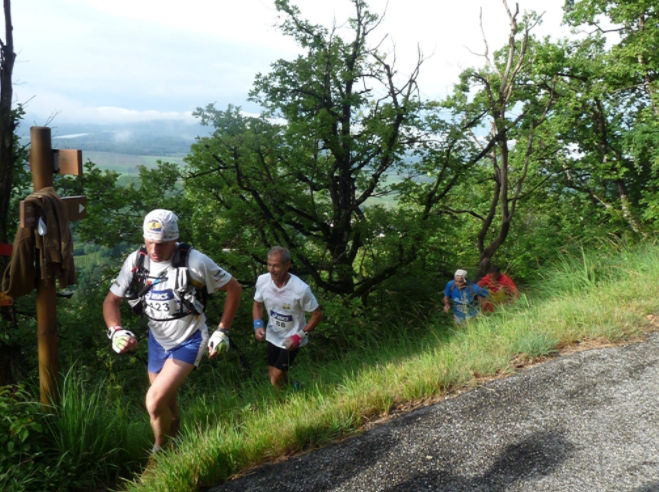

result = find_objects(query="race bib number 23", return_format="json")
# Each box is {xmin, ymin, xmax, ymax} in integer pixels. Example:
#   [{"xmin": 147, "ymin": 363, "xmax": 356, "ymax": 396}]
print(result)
[{"xmin": 145, "ymin": 289, "xmax": 178, "ymax": 319}]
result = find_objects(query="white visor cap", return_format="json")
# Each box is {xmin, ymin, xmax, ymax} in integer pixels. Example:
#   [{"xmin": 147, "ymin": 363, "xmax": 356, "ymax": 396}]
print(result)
[
  {"xmin": 454, "ymin": 269, "xmax": 468, "ymax": 279},
  {"xmin": 143, "ymin": 209, "xmax": 179, "ymax": 242}
]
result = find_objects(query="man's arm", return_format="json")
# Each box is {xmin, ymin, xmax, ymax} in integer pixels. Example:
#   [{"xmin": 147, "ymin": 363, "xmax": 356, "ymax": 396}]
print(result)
[
  {"xmin": 208, "ymin": 278, "xmax": 242, "ymax": 358},
  {"xmin": 253, "ymin": 300, "xmax": 265, "ymax": 341},
  {"xmin": 443, "ymin": 296, "xmax": 451, "ymax": 314},
  {"xmin": 476, "ymin": 285, "xmax": 488, "ymax": 310},
  {"xmin": 103, "ymin": 291, "xmax": 123, "ymax": 328},
  {"xmin": 302, "ymin": 306, "xmax": 323, "ymax": 334},
  {"xmin": 103, "ymin": 291, "xmax": 137, "ymax": 353},
  {"xmin": 282, "ymin": 305, "xmax": 323, "ymax": 352},
  {"xmin": 218, "ymin": 277, "xmax": 242, "ymax": 330},
  {"xmin": 443, "ymin": 282, "xmax": 452, "ymax": 314}
]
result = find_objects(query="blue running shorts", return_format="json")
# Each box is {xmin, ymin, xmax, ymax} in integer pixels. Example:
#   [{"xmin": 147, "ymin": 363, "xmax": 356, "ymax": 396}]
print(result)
[{"xmin": 148, "ymin": 329, "xmax": 207, "ymax": 374}]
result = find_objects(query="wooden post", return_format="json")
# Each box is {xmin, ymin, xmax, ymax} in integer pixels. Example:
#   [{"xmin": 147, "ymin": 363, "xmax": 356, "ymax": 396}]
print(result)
[{"xmin": 30, "ymin": 126, "xmax": 58, "ymax": 406}]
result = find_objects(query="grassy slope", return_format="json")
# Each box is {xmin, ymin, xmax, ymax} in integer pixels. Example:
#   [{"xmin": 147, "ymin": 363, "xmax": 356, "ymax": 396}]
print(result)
[{"xmin": 123, "ymin": 242, "xmax": 659, "ymax": 491}]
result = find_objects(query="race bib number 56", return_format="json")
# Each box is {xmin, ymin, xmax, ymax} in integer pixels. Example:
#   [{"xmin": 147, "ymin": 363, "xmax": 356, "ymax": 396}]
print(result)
[{"xmin": 270, "ymin": 310, "xmax": 293, "ymax": 332}]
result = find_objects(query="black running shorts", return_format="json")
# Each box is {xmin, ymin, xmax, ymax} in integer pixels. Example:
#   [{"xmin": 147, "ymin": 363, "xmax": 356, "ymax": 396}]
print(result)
[{"xmin": 266, "ymin": 341, "xmax": 299, "ymax": 371}]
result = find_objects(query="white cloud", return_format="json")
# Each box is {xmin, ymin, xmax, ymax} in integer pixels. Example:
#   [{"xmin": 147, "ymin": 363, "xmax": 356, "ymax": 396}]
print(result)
[
  {"xmin": 12, "ymin": 0, "xmax": 570, "ymax": 125},
  {"xmin": 92, "ymin": 107, "xmax": 195, "ymax": 123},
  {"xmin": 20, "ymin": 90, "xmax": 195, "ymax": 124},
  {"xmin": 52, "ymin": 133, "xmax": 90, "ymax": 139}
]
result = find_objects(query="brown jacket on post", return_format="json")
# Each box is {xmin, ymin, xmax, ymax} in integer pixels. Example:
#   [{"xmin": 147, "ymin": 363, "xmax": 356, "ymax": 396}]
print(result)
[{"xmin": 1, "ymin": 187, "xmax": 77, "ymax": 297}]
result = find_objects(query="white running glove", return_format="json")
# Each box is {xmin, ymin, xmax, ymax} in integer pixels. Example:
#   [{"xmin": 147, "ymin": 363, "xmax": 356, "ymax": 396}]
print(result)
[
  {"xmin": 208, "ymin": 330, "xmax": 230, "ymax": 357},
  {"xmin": 107, "ymin": 327, "xmax": 136, "ymax": 354}
]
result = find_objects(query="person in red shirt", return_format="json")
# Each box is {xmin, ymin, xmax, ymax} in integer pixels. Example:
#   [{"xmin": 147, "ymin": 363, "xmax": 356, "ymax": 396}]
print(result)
[{"xmin": 477, "ymin": 265, "xmax": 519, "ymax": 312}]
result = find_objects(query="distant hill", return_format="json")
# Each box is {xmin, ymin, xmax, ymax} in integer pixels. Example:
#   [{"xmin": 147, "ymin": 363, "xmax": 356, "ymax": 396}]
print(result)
[{"xmin": 18, "ymin": 119, "xmax": 212, "ymax": 156}]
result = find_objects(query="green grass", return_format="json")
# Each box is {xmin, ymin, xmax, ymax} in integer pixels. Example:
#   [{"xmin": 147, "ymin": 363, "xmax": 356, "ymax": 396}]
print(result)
[
  {"xmin": 119, "ymin": 241, "xmax": 659, "ymax": 492},
  {"xmin": 44, "ymin": 370, "xmax": 151, "ymax": 489},
  {"xmin": 0, "ymin": 371, "xmax": 151, "ymax": 492}
]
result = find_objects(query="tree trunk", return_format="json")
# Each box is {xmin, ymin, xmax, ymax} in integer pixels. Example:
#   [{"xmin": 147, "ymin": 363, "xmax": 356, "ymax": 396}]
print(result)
[
  {"xmin": 0, "ymin": 0, "xmax": 15, "ymax": 246},
  {"xmin": 0, "ymin": 0, "xmax": 19, "ymax": 386},
  {"xmin": 616, "ymin": 179, "xmax": 644, "ymax": 235}
]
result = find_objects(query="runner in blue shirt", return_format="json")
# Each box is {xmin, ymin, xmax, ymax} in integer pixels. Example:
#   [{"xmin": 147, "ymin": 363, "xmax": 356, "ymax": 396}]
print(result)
[{"xmin": 443, "ymin": 269, "xmax": 488, "ymax": 323}]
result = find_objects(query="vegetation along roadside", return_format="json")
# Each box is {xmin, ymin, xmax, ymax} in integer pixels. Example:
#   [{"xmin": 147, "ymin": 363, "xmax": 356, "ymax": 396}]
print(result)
[{"xmin": 121, "ymin": 241, "xmax": 659, "ymax": 492}]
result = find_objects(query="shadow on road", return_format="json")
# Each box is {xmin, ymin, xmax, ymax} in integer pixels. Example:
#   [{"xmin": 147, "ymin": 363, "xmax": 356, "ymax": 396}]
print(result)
[
  {"xmin": 384, "ymin": 430, "xmax": 574, "ymax": 492},
  {"xmin": 212, "ymin": 430, "xmax": 576, "ymax": 492},
  {"xmin": 632, "ymin": 483, "xmax": 659, "ymax": 492},
  {"xmin": 211, "ymin": 425, "xmax": 400, "ymax": 492}
]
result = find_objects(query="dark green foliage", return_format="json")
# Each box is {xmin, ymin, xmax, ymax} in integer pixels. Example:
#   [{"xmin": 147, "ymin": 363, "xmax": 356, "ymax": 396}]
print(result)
[{"xmin": 0, "ymin": 386, "xmax": 57, "ymax": 492}]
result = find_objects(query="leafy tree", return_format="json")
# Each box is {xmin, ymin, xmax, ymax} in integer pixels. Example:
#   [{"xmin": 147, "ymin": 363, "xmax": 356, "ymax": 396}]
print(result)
[
  {"xmin": 186, "ymin": 0, "xmax": 428, "ymax": 299},
  {"xmin": 553, "ymin": 1, "xmax": 659, "ymax": 232},
  {"xmin": 540, "ymin": 35, "xmax": 649, "ymax": 234},
  {"xmin": 429, "ymin": 3, "xmax": 558, "ymax": 276},
  {"xmin": 57, "ymin": 160, "xmax": 185, "ymax": 248},
  {"xmin": 564, "ymin": 0, "xmax": 659, "ymax": 115}
]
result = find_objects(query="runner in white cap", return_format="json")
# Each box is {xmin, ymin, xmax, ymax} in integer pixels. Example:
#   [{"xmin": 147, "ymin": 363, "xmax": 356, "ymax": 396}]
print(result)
[
  {"xmin": 103, "ymin": 209, "xmax": 243, "ymax": 454},
  {"xmin": 443, "ymin": 269, "xmax": 488, "ymax": 323}
]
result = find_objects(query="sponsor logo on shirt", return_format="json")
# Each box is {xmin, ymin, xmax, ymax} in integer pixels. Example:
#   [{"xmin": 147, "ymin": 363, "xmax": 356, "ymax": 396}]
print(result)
[
  {"xmin": 147, "ymin": 289, "xmax": 175, "ymax": 301},
  {"xmin": 282, "ymin": 303, "xmax": 291, "ymax": 310},
  {"xmin": 270, "ymin": 310, "xmax": 293, "ymax": 322}
]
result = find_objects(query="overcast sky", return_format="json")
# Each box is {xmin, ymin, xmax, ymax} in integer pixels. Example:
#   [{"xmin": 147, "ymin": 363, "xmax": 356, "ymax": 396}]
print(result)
[{"xmin": 12, "ymin": 0, "xmax": 570, "ymax": 126}]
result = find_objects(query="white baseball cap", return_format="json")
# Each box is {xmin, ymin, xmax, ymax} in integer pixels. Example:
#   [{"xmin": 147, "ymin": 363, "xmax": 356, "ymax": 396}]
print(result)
[
  {"xmin": 454, "ymin": 269, "xmax": 468, "ymax": 279},
  {"xmin": 143, "ymin": 209, "xmax": 179, "ymax": 242}
]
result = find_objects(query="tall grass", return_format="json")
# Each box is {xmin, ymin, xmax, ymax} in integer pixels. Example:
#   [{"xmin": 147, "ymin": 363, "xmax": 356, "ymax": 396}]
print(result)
[
  {"xmin": 119, "ymin": 241, "xmax": 659, "ymax": 492},
  {"xmin": 1, "ymin": 368, "xmax": 151, "ymax": 492},
  {"xmin": 44, "ymin": 370, "xmax": 151, "ymax": 491}
]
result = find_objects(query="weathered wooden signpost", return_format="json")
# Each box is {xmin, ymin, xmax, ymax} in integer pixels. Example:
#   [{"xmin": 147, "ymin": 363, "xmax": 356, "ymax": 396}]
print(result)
[{"xmin": 26, "ymin": 126, "xmax": 86, "ymax": 405}]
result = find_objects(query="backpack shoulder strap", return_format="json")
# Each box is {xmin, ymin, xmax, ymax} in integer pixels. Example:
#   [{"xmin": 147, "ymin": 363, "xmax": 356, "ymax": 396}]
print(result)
[
  {"xmin": 126, "ymin": 246, "xmax": 149, "ymax": 307},
  {"xmin": 132, "ymin": 246, "xmax": 149, "ymax": 273},
  {"xmin": 172, "ymin": 242, "xmax": 192, "ymax": 268}
]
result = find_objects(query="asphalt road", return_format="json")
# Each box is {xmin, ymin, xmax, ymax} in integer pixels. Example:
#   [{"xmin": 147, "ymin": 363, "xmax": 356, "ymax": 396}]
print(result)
[{"xmin": 211, "ymin": 333, "xmax": 659, "ymax": 492}]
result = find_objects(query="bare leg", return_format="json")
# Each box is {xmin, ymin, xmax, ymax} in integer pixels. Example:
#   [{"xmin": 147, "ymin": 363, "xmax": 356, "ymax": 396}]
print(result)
[
  {"xmin": 147, "ymin": 359, "xmax": 194, "ymax": 448},
  {"xmin": 269, "ymin": 365, "xmax": 288, "ymax": 388},
  {"xmin": 168, "ymin": 393, "xmax": 181, "ymax": 439}
]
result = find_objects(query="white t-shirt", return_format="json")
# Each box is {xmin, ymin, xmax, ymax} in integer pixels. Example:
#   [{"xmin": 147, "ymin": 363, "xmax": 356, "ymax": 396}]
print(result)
[
  {"xmin": 254, "ymin": 273, "xmax": 319, "ymax": 349},
  {"xmin": 111, "ymin": 248, "xmax": 232, "ymax": 350}
]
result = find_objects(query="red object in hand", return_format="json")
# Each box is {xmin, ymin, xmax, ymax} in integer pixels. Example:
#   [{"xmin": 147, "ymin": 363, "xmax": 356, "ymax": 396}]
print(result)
[
  {"xmin": 289, "ymin": 334, "xmax": 302, "ymax": 348},
  {"xmin": 0, "ymin": 243, "xmax": 12, "ymax": 257}
]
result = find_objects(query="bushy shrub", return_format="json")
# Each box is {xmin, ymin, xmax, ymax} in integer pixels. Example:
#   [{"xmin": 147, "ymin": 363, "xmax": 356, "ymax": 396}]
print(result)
[{"xmin": 0, "ymin": 386, "xmax": 59, "ymax": 492}]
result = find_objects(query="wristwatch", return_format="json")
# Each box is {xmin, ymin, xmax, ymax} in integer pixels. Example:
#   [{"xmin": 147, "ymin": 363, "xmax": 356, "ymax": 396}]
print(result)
[{"xmin": 107, "ymin": 326, "xmax": 122, "ymax": 339}]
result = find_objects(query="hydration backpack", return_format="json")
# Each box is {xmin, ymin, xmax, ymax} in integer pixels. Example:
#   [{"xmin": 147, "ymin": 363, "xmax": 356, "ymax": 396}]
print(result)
[{"xmin": 124, "ymin": 243, "xmax": 209, "ymax": 321}]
